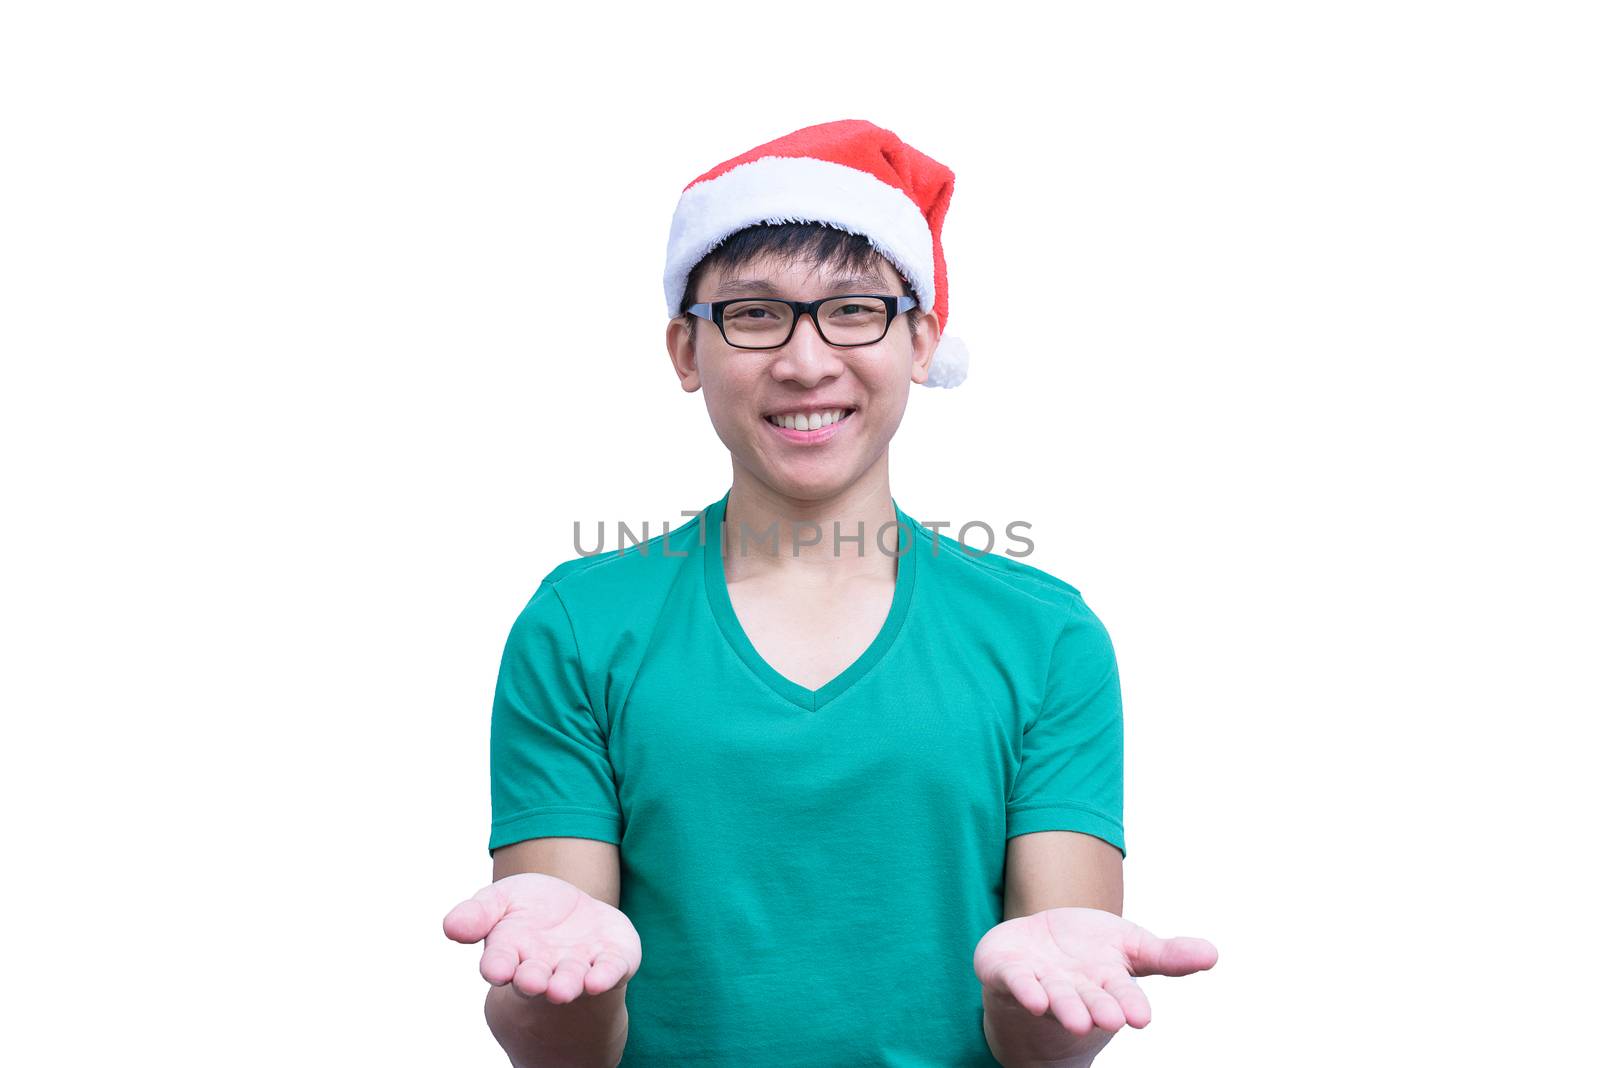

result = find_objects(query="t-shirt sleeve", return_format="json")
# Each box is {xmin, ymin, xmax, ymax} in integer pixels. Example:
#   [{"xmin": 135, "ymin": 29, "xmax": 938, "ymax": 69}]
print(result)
[
  {"xmin": 1005, "ymin": 599, "xmax": 1127, "ymax": 857},
  {"xmin": 487, "ymin": 578, "xmax": 623, "ymax": 854}
]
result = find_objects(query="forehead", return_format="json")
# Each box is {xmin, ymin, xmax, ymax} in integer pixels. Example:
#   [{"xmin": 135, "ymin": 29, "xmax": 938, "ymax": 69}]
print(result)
[{"xmin": 702, "ymin": 256, "xmax": 898, "ymax": 299}]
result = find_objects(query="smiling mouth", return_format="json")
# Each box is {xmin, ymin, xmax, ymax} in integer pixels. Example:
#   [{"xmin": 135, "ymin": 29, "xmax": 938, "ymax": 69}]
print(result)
[{"xmin": 763, "ymin": 408, "xmax": 857, "ymax": 431}]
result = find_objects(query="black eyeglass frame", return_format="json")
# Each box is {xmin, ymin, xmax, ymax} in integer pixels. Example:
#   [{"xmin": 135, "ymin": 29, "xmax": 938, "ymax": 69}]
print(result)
[{"xmin": 685, "ymin": 294, "xmax": 919, "ymax": 350}]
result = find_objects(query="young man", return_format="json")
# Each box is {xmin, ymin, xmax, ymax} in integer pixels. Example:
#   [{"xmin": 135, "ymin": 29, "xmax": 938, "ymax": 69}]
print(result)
[{"xmin": 444, "ymin": 119, "xmax": 1218, "ymax": 1067}]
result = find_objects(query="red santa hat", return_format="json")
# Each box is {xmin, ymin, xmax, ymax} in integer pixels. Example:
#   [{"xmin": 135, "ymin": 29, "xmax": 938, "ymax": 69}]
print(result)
[{"xmin": 664, "ymin": 118, "xmax": 969, "ymax": 388}]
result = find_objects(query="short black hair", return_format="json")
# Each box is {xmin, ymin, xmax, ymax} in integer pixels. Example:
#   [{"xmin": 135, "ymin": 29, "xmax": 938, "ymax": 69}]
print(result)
[{"xmin": 679, "ymin": 222, "xmax": 923, "ymax": 345}]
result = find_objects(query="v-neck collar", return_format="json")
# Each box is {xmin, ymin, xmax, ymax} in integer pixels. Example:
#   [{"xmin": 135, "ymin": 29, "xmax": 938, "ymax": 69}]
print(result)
[{"xmin": 701, "ymin": 488, "xmax": 919, "ymax": 712}]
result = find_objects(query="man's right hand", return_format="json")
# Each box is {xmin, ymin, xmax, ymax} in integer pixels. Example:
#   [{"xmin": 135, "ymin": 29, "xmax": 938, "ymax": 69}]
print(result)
[{"xmin": 442, "ymin": 873, "xmax": 642, "ymax": 1004}]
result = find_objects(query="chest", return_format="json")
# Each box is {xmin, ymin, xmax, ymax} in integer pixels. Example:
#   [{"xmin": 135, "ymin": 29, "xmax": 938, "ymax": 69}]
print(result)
[
  {"xmin": 606, "ymin": 576, "xmax": 1024, "ymax": 842},
  {"xmin": 726, "ymin": 573, "xmax": 897, "ymax": 692}
]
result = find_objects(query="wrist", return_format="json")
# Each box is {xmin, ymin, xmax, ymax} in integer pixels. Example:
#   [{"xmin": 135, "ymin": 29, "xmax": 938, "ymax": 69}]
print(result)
[
  {"xmin": 487, "ymin": 981, "xmax": 629, "ymax": 1068},
  {"xmin": 982, "ymin": 985, "xmax": 1108, "ymax": 1068}
]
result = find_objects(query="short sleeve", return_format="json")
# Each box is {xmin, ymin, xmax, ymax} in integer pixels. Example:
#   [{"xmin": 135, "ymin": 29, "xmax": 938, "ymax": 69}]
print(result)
[
  {"xmin": 487, "ymin": 579, "xmax": 622, "ymax": 854},
  {"xmin": 1005, "ymin": 601, "xmax": 1126, "ymax": 857}
]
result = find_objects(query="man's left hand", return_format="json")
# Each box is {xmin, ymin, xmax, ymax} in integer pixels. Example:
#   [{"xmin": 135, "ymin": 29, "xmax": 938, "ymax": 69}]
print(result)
[{"xmin": 974, "ymin": 906, "xmax": 1218, "ymax": 1060}]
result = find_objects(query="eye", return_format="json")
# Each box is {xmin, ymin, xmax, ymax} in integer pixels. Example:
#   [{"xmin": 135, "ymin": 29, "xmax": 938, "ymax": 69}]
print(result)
[{"xmin": 826, "ymin": 301, "xmax": 884, "ymax": 321}]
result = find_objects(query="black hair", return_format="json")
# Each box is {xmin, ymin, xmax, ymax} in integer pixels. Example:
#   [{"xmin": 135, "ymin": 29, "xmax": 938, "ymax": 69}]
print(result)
[{"xmin": 678, "ymin": 222, "xmax": 924, "ymax": 345}]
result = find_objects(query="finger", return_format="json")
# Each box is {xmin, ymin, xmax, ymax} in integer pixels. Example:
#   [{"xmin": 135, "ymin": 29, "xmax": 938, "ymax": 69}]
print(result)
[
  {"xmin": 1001, "ymin": 964, "xmax": 1050, "ymax": 1016},
  {"xmin": 1105, "ymin": 973, "xmax": 1152, "ymax": 1028},
  {"xmin": 1039, "ymin": 974, "xmax": 1094, "ymax": 1037},
  {"xmin": 543, "ymin": 955, "xmax": 592, "ymax": 1005},
  {"xmin": 1076, "ymin": 978, "xmax": 1127, "ymax": 1032},
  {"xmin": 511, "ymin": 952, "xmax": 561, "ymax": 1000},
  {"xmin": 585, "ymin": 948, "xmax": 632, "ymax": 995},
  {"xmin": 1123, "ymin": 926, "xmax": 1220, "ymax": 978},
  {"xmin": 478, "ymin": 920, "xmax": 529, "ymax": 986},
  {"xmin": 442, "ymin": 883, "xmax": 512, "ymax": 944}
]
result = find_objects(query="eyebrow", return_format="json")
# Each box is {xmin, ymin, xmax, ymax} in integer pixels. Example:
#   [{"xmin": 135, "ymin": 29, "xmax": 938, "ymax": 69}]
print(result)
[{"xmin": 710, "ymin": 273, "xmax": 895, "ymax": 300}]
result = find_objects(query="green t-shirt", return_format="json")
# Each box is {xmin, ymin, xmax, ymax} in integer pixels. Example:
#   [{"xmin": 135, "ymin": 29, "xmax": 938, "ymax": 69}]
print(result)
[{"xmin": 488, "ymin": 487, "xmax": 1126, "ymax": 1066}]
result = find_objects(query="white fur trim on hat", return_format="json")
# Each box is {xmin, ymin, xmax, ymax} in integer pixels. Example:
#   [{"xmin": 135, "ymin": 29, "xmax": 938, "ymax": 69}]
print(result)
[{"xmin": 664, "ymin": 156, "xmax": 936, "ymax": 318}]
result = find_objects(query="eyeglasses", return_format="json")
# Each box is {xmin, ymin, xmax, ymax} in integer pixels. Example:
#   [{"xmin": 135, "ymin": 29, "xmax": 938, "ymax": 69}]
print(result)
[{"xmin": 685, "ymin": 294, "xmax": 918, "ymax": 350}]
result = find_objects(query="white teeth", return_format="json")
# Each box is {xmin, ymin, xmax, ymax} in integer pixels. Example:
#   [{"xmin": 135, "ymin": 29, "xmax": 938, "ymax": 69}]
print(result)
[{"xmin": 766, "ymin": 408, "xmax": 852, "ymax": 430}]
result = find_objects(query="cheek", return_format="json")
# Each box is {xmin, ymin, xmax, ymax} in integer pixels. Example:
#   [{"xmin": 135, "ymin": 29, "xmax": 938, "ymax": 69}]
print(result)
[
  {"xmin": 697, "ymin": 365, "xmax": 760, "ymax": 431},
  {"xmin": 858, "ymin": 369, "xmax": 913, "ymax": 433},
  {"xmin": 860, "ymin": 353, "xmax": 913, "ymax": 403}
]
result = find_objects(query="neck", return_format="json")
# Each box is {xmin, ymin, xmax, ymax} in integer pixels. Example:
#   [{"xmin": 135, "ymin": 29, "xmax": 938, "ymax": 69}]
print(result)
[{"xmin": 721, "ymin": 467, "xmax": 903, "ymax": 585}]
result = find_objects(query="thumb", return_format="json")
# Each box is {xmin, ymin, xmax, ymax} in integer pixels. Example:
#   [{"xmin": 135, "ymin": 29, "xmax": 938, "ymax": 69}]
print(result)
[
  {"xmin": 442, "ymin": 882, "xmax": 512, "ymax": 944},
  {"xmin": 1123, "ymin": 924, "xmax": 1220, "ymax": 978}
]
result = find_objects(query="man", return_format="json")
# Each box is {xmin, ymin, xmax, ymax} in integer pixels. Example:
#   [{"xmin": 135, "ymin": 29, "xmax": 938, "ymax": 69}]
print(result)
[{"xmin": 444, "ymin": 119, "xmax": 1218, "ymax": 1067}]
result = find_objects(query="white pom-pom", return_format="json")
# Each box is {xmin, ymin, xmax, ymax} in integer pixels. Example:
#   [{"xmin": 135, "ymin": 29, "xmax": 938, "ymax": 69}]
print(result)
[{"xmin": 923, "ymin": 334, "xmax": 969, "ymax": 388}]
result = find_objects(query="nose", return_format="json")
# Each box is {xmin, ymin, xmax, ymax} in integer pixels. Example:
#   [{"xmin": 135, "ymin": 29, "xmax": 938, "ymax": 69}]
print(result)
[{"xmin": 770, "ymin": 312, "xmax": 846, "ymax": 384}]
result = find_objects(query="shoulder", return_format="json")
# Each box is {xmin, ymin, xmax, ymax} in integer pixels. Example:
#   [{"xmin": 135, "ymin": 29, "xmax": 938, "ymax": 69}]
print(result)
[
  {"xmin": 520, "ymin": 507, "xmax": 708, "ymax": 631},
  {"xmin": 907, "ymin": 517, "xmax": 1115, "ymax": 683},
  {"xmin": 911, "ymin": 519, "xmax": 1102, "ymax": 628}
]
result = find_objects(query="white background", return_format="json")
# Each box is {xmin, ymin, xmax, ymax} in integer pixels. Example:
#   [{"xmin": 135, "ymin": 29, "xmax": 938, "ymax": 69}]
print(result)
[{"xmin": 3, "ymin": 2, "xmax": 1595, "ymax": 1064}]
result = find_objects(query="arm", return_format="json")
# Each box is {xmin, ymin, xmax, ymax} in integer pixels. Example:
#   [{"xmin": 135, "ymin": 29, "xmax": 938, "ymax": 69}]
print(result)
[
  {"xmin": 979, "ymin": 601, "xmax": 1216, "ymax": 1062},
  {"xmin": 982, "ymin": 831, "xmax": 1123, "ymax": 1068},
  {"xmin": 1000, "ymin": 830, "xmax": 1122, "ymax": 921},
  {"xmin": 465, "ymin": 577, "xmax": 634, "ymax": 1066},
  {"xmin": 481, "ymin": 837, "xmax": 631, "ymax": 1068}
]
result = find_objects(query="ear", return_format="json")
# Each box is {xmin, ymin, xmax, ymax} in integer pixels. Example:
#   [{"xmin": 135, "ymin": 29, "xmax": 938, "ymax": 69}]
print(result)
[
  {"xmin": 666, "ymin": 315, "xmax": 702, "ymax": 392},
  {"xmin": 908, "ymin": 309, "xmax": 942, "ymax": 386}
]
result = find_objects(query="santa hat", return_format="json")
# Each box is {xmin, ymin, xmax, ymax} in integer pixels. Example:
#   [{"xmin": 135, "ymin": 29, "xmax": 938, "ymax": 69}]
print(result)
[{"xmin": 663, "ymin": 119, "xmax": 969, "ymax": 388}]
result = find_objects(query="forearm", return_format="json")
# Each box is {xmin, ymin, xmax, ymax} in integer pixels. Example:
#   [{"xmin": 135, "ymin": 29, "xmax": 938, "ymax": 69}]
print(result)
[
  {"xmin": 485, "ymin": 980, "xmax": 629, "ymax": 1068},
  {"xmin": 982, "ymin": 985, "xmax": 1112, "ymax": 1068}
]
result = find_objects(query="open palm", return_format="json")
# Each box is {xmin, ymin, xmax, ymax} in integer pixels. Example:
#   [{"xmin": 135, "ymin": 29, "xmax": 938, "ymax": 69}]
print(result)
[
  {"xmin": 974, "ymin": 906, "xmax": 1217, "ymax": 1039},
  {"xmin": 442, "ymin": 872, "xmax": 642, "ymax": 1003}
]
